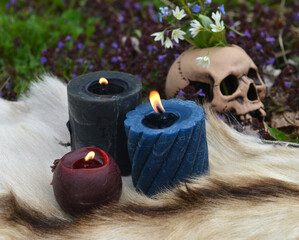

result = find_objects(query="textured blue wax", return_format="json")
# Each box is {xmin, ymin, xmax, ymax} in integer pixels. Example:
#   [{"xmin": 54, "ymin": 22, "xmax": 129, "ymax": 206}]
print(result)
[{"xmin": 124, "ymin": 99, "xmax": 209, "ymax": 196}]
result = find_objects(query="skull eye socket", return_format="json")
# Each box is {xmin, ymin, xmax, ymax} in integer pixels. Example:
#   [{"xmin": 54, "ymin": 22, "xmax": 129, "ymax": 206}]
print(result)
[
  {"xmin": 220, "ymin": 75, "xmax": 239, "ymax": 96},
  {"xmin": 181, "ymin": 80, "xmax": 214, "ymax": 103},
  {"xmin": 248, "ymin": 68, "xmax": 262, "ymax": 85}
]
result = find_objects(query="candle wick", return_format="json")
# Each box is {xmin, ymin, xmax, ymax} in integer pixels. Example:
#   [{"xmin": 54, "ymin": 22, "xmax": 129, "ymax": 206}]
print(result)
[
  {"xmin": 157, "ymin": 106, "xmax": 167, "ymax": 120},
  {"xmin": 157, "ymin": 106, "xmax": 165, "ymax": 115}
]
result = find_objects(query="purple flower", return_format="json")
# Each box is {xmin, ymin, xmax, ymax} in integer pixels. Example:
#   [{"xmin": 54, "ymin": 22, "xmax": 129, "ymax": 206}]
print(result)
[
  {"xmin": 159, "ymin": 7, "xmax": 169, "ymax": 17},
  {"xmin": 284, "ymin": 81, "xmax": 291, "ymax": 88},
  {"xmin": 120, "ymin": 63, "xmax": 126, "ymax": 70},
  {"xmin": 218, "ymin": 4, "xmax": 226, "ymax": 14},
  {"xmin": 77, "ymin": 58, "xmax": 83, "ymax": 64},
  {"xmin": 0, "ymin": 90, "xmax": 3, "ymax": 96},
  {"xmin": 106, "ymin": 27, "xmax": 112, "ymax": 34},
  {"xmin": 111, "ymin": 56, "xmax": 118, "ymax": 63},
  {"xmin": 5, "ymin": 3, "xmax": 11, "ymax": 9},
  {"xmin": 88, "ymin": 64, "xmax": 94, "ymax": 70},
  {"xmin": 217, "ymin": 113, "xmax": 224, "ymax": 120},
  {"xmin": 260, "ymin": 32, "xmax": 266, "ymax": 38},
  {"xmin": 243, "ymin": 30, "xmax": 251, "ymax": 37},
  {"xmin": 152, "ymin": 14, "xmax": 158, "ymax": 23},
  {"xmin": 192, "ymin": 4, "xmax": 201, "ymax": 13},
  {"xmin": 266, "ymin": 36, "xmax": 275, "ymax": 44},
  {"xmin": 6, "ymin": 82, "xmax": 11, "ymax": 88},
  {"xmin": 10, "ymin": 0, "xmax": 17, "ymax": 4},
  {"xmin": 204, "ymin": 0, "xmax": 212, "ymax": 4},
  {"xmin": 264, "ymin": 57, "xmax": 275, "ymax": 65},
  {"xmin": 134, "ymin": 3, "xmax": 142, "ymax": 10},
  {"xmin": 77, "ymin": 43, "xmax": 84, "ymax": 49},
  {"xmin": 118, "ymin": 15, "xmax": 124, "ymax": 23},
  {"xmin": 194, "ymin": 89, "xmax": 206, "ymax": 97},
  {"xmin": 98, "ymin": 42, "xmax": 105, "ymax": 48},
  {"xmin": 295, "ymin": 12, "xmax": 299, "ymax": 21},
  {"xmin": 147, "ymin": 45, "xmax": 154, "ymax": 52},
  {"xmin": 57, "ymin": 41, "xmax": 65, "ymax": 49},
  {"xmin": 134, "ymin": 17, "xmax": 140, "ymax": 23},
  {"xmin": 174, "ymin": 54, "xmax": 180, "ymax": 60},
  {"xmin": 158, "ymin": 54, "xmax": 167, "ymax": 63},
  {"xmin": 256, "ymin": 42, "xmax": 262, "ymax": 51},
  {"xmin": 136, "ymin": 75, "xmax": 142, "ymax": 80},
  {"xmin": 227, "ymin": 31, "xmax": 236, "ymax": 38},
  {"xmin": 40, "ymin": 56, "xmax": 47, "ymax": 64},
  {"xmin": 177, "ymin": 90, "xmax": 184, "ymax": 97},
  {"xmin": 65, "ymin": 35, "xmax": 72, "ymax": 41},
  {"xmin": 158, "ymin": 12, "xmax": 163, "ymax": 23},
  {"xmin": 42, "ymin": 48, "xmax": 47, "ymax": 53},
  {"xmin": 112, "ymin": 41, "xmax": 118, "ymax": 49},
  {"xmin": 71, "ymin": 73, "xmax": 77, "ymax": 78}
]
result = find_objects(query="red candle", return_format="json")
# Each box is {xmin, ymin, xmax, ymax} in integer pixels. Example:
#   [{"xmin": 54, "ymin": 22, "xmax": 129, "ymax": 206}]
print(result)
[{"xmin": 51, "ymin": 147, "xmax": 122, "ymax": 215}]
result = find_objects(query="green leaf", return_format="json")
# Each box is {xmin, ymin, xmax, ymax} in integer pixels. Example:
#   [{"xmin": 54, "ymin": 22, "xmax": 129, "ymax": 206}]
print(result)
[
  {"xmin": 267, "ymin": 126, "xmax": 299, "ymax": 143},
  {"xmin": 198, "ymin": 14, "xmax": 213, "ymax": 29},
  {"xmin": 193, "ymin": 30, "xmax": 211, "ymax": 48}
]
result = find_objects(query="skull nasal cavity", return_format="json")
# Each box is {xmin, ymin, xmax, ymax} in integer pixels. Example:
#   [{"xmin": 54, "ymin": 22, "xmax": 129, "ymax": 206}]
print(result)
[
  {"xmin": 220, "ymin": 75, "xmax": 238, "ymax": 96},
  {"xmin": 247, "ymin": 83, "xmax": 258, "ymax": 101}
]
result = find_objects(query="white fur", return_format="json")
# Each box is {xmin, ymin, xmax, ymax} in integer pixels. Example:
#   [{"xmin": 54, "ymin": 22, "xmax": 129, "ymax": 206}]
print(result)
[{"xmin": 0, "ymin": 75, "xmax": 298, "ymax": 239}]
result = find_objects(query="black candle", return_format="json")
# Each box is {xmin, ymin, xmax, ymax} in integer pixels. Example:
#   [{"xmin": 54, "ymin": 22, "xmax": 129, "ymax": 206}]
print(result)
[{"xmin": 67, "ymin": 71, "xmax": 142, "ymax": 176}]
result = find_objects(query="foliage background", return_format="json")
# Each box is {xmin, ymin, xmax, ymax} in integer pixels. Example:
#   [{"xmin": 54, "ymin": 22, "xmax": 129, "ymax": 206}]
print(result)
[{"xmin": 0, "ymin": 0, "xmax": 298, "ymax": 140}]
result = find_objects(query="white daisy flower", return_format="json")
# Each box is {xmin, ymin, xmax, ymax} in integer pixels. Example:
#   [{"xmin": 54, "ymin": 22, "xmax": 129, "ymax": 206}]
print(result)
[
  {"xmin": 211, "ymin": 11, "xmax": 222, "ymax": 24},
  {"xmin": 171, "ymin": 28, "xmax": 186, "ymax": 43},
  {"xmin": 172, "ymin": 6, "xmax": 186, "ymax": 20},
  {"xmin": 164, "ymin": 37, "xmax": 173, "ymax": 48},
  {"xmin": 196, "ymin": 55, "xmax": 210, "ymax": 68},
  {"xmin": 210, "ymin": 20, "xmax": 224, "ymax": 32},
  {"xmin": 151, "ymin": 31, "xmax": 164, "ymax": 44},
  {"xmin": 189, "ymin": 20, "xmax": 203, "ymax": 38},
  {"xmin": 210, "ymin": 11, "xmax": 225, "ymax": 32}
]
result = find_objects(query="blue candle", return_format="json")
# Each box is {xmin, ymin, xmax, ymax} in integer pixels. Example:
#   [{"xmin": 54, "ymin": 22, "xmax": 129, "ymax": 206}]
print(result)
[{"xmin": 124, "ymin": 92, "xmax": 209, "ymax": 196}]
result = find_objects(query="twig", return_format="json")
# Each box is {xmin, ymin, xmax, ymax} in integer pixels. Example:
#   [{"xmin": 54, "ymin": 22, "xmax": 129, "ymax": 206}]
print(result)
[
  {"xmin": 278, "ymin": 0, "xmax": 288, "ymax": 65},
  {"xmin": 278, "ymin": 30, "xmax": 288, "ymax": 65},
  {"xmin": 262, "ymin": 139, "xmax": 299, "ymax": 149}
]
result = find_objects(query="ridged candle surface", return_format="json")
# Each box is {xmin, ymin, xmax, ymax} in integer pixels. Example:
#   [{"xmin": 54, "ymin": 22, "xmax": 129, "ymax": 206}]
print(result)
[{"xmin": 124, "ymin": 99, "xmax": 209, "ymax": 196}]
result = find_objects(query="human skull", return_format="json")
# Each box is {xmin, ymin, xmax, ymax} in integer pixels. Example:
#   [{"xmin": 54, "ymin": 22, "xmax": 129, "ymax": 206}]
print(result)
[{"xmin": 165, "ymin": 45, "xmax": 267, "ymax": 124}]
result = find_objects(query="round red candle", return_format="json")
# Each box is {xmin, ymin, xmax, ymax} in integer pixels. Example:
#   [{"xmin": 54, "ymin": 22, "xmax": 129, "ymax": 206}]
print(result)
[{"xmin": 51, "ymin": 147, "xmax": 122, "ymax": 215}]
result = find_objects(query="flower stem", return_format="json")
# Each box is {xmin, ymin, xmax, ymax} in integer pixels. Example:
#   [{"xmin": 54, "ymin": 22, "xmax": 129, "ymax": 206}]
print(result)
[
  {"xmin": 177, "ymin": 0, "xmax": 194, "ymax": 19},
  {"xmin": 197, "ymin": 0, "xmax": 203, "ymax": 10},
  {"xmin": 183, "ymin": 35, "xmax": 196, "ymax": 46}
]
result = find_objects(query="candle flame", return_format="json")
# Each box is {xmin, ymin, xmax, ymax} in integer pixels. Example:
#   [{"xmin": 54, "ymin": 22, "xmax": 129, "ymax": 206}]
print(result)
[
  {"xmin": 99, "ymin": 77, "xmax": 108, "ymax": 85},
  {"xmin": 84, "ymin": 151, "xmax": 95, "ymax": 162},
  {"xmin": 149, "ymin": 90, "xmax": 165, "ymax": 113}
]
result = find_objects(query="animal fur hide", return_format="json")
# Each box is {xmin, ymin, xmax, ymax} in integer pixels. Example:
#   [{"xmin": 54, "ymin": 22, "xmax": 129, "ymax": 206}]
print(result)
[{"xmin": 0, "ymin": 75, "xmax": 298, "ymax": 240}]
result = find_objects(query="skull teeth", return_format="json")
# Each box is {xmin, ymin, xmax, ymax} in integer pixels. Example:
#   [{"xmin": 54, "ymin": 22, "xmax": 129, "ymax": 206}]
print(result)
[
  {"xmin": 258, "ymin": 108, "xmax": 266, "ymax": 118},
  {"xmin": 245, "ymin": 114, "xmax": 252, "ymax": 124}
]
